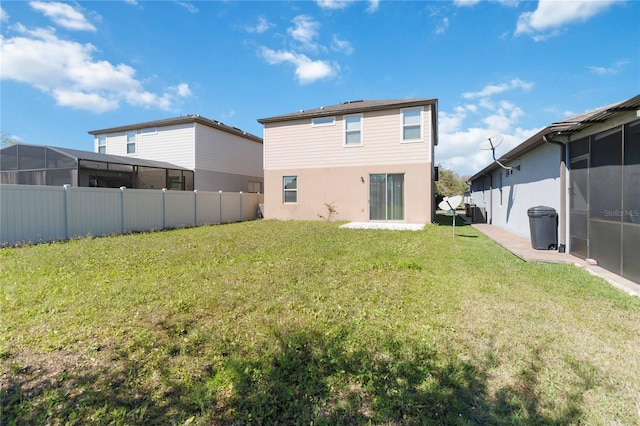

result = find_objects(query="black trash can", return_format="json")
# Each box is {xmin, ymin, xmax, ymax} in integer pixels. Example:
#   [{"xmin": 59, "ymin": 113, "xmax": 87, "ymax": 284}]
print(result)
[{"xmin": 527, "ymin": 206, "xmax": 558, "ymax": 250}]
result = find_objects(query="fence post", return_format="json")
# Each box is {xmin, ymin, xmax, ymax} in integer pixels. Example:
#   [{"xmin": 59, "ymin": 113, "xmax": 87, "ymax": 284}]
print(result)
[
  {"xmin": 63, "ymin": 184, "xmax": 71, "ymax": 240},
  {"xmin": 162, "ymin": 188, "xmax": 167, "ymax": 229},
  {"xmin": 194, "ymin": 190, "xmax": 198, "ymax": 226},
  {"xmin": 120, "ymin": 186, "xmax": 126, "ymax": 234},
  {"xmin": 239, "ymin": 191, "xmax": 243, "ymax": 222},
  {"xmin": 219, "ymin": 190, "xmax": 223, "ymax": 224}
]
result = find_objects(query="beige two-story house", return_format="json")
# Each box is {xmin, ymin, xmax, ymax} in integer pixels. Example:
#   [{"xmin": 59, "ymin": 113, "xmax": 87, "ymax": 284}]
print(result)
[{"xmin": 258, "ymin": 98, "xmax": 438, "ymax": 223}]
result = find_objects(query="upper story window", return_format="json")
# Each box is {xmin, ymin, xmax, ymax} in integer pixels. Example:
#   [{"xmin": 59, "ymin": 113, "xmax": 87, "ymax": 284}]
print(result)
[
  {"xmin": 126, "ymin": 131, "xmax": 136, "ymax": 154},
  {"xmin": 283, "ymin": 176, "xmax": 297, "ymax": 203},
  {"xmin": 97, "ymin": 135, "xmax": 106, "ymax": 154},
  {"xmin": 344, "ymin": 114, "xmax": 363, "ymax": 147},
  {"xmin": 141, "ymin": 127, "xmax": 157, "ymax": 135},
  {"xmin": 312, "ymin": 117, "xmax": 335, "ymax": 127},
  {"xmin": 401, "ymin": 107, "xmax": 423, "ymax": 142}
]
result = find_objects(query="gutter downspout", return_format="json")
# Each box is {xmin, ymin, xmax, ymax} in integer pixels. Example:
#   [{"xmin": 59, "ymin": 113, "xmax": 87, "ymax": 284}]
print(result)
[
  {"xmin": 543, "ymin": 132, "xmax": 569, "ymax": 252},
  {"xmin": 487, "ymin": 173, "xmax": 493, "ymax": 225}
]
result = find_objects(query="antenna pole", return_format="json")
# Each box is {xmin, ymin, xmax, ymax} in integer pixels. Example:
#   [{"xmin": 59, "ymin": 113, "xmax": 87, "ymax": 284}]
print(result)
[
  {"xmin": 488, "ymin": 137, "xmax": 514, "ymax": 171},
  {"xmin": 446, "ymin": 200, "xmax": 455, "ymax": 236}
]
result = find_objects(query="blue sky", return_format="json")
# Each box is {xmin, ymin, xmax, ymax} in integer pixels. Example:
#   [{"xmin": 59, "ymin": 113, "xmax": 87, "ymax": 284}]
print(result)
[{"xmin": 1, "ymin": 0, "xmax": 638, "ymax": 176}]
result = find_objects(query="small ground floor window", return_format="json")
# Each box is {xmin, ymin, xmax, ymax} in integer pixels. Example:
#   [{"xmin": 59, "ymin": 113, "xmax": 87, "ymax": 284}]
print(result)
[{"xmin": 283, "ymin": 176, "xmax": 297, "ymax": 203}]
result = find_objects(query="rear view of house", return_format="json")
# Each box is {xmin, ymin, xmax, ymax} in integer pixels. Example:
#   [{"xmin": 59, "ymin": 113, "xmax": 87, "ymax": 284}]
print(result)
[
  {"xmin": 88, "ymin": 115, "xmax": 263, "ymax": 193},
  {"xmin": 258, "ymin": 99, "xmax": 438, "ymax": 223}
]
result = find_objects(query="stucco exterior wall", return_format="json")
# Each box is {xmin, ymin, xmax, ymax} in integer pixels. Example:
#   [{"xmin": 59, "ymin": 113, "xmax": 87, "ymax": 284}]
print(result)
[
  {"xmin": 264, "ymin": 162, "xmax": 433, "ymax": 223},
  {"xmin": 471, "ymin": 142, "xmax": 562, "ymax": 238}
]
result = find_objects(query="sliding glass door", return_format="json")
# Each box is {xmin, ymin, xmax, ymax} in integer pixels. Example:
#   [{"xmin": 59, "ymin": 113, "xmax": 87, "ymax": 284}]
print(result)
[{"xmin": 369, "ymin": 173, "xmax": 405, "ymax": 221}]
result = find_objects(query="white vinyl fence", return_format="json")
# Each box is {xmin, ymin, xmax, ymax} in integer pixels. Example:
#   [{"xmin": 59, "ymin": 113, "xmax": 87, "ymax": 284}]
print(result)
[{"xmin": 0, "ymin": 184, "xmax": 264, "ymax": 246}]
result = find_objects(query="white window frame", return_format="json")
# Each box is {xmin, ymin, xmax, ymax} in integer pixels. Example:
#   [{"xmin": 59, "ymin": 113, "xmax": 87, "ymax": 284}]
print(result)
[
  {"xmin": 141, "ymin": 127, "xmax": 157, "ymax": 135},
  {"xmin": 283, "ymin": 176, "xmax": 297, "ymax": 203},
  {"xmin": 97, "ymin": 134, "xmax": 106, "ymax": 154},
  {"xmin": 126, "ymin": 131, "xmax": 137, "ymax": 155},
  {"xmin": 343, "ymin": 114, "xmax": 363, "ymax": 147},
  {"xmin": 401, "ymin": 107, "xmax": 423, "ymax": 143},
  {"xmin": 312, "ymin": 117, "xmax": 335, "ymax": 127}
]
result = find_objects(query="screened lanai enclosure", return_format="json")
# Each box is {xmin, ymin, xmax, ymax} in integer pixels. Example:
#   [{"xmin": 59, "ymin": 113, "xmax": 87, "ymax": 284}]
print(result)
[{"xmin": 0, "ymin": 144, "xmax": 194, "ymax": 190}]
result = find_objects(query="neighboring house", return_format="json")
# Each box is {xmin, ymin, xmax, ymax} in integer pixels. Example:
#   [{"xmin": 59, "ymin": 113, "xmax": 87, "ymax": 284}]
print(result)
[
  {"xmin": 257, "ymin": 98, "xmax": 438, "ymax": 223},
  {"xmin": 0, "ymin": 144, "xmax": 194, "ymax": 190},
  {"xmin": 88, "ymin": 115, "xmax": 263, "ymax": 193},
  {"xmin": 468, "ymin": 94, "xmax": 640, "ymax": 284}
]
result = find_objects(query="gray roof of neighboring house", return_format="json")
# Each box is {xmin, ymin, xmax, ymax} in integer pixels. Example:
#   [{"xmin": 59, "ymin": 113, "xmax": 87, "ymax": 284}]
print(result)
[
  {"xmin": 469, "ymin": 94, "xmax": 640, "ymax": 181},
  {"xmin": 1, "ymin": 143, "xmax": 190, "ymax": 170},
  {"xmin": 88, "ymin": 115, "xmax": 263, "ymax": 144},
  {"xmin": 257, "ymin": 98, "xmax": 438, "ymax": 123}
]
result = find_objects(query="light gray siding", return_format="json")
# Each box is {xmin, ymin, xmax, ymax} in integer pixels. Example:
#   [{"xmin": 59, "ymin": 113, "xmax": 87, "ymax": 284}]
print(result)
[
  {"xmin": 470, "ymin": 142, "xmax": 562, "ymax": 238},
  {"xmin": 194, "ymin": 123, "xmax": 263, "ymax": 177},
  {"xmin": 95, "ymin": 123, "xmax": 197, "ymax": 170}
]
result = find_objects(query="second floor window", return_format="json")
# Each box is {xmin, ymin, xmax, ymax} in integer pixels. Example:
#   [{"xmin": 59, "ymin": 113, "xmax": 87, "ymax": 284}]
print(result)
[
  {"xmin": 402, "ymin": 107, "xmax": 423, "ymax": 142},
  {"xmin": 97, "ymin": 135, "xmax": 106, "ymax": 153},
  {"xmin": 126, "ymin": 131, "xmax": 136, "ymax": 154},
  {"xmin": 344, "ymin": 114, "xmax": 362, "ymax": 146}
]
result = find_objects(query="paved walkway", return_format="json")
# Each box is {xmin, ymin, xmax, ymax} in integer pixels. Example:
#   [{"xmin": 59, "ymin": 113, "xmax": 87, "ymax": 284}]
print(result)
[{"xmin": 462, "ymin": 215, "xmax": 640, "ymax": 297}]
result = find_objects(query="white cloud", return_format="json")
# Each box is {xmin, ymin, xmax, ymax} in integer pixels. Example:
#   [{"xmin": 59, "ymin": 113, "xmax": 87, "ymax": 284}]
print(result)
[
  {"xmin": 288, "ymin": 15, "xmax": 320, "ymax": 51},
  {"xmin": 366, "ymin": 0, "xmax": 380, "ymax": 13},
  {"xmin": 587, "ymin": 59, "xmax": 629, "ymax": 75},
  {"xmin": 1, "ymin": 7, "xmax": 9, "ymax": 22},
  {"xmin": 453, "ymin": 0, "xmax": 480, "ymax": 7},
  {"xmin": 177, "ymin": 2, "xmax": 199, "ymax": 14},
  {"xmin": 53, "ymin": 90, "xmax": 118, "ymax": 113},
  {"xmin": 259, "ymin": 47, "xmax": 338, "ymax": 84},
  {"xmin": 437, "ymin": 79, "xmax": 540, "ymax": 176},
  {"xmin": 515, "ymin": 0, "xmax": 620, "ymax": 39},
  {"xmin": 331, "ymin": 35, "xmax": 353, "ymax": 55},
  {"xmin": 315, "ymin": 0, "xmax": 379, "ymax": 12},
  {"xmin": 315, "ymin": 0, "xmax": 354, "ymax": 10},
  {"xmin": 246, "ymin": 16, "xmax": 274, "ymax": 34},
  {"xmin": 463, "ymin": 79, "xmax": 533, "ymax": 99},
  {"xmin": 30, "ymin": 1, "xmax": 96, "ymax": 32},
  {"xmin": 0, "ymin": 25, "xmax": 189, "ymax": 113},
  {"xmin": 436, "ymin": 17, "xmax": 449, "ymax": 35}
]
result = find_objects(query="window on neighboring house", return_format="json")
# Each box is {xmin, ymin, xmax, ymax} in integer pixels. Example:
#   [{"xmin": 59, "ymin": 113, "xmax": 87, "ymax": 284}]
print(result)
[
  {"xmin": 312, "ymin": 117, "xmax": 335, "ymax": 127},
  {"xmin": 97, "ymin": 135, "xmax": 106, "ymax": 154},
  {"xmin": 283, "ymin": 176, "xmax": 297, "ymax": 203},
  {"xmin": 126, "ymin": 131, "xmax": 136, "ymax": 154},
  {"xmin": 344, "ymin": 114, "xmax": 362, "ymax": 146},
  {"xmin": 402, "ymin": 107, "xmax": 423, "ymax": 142}
]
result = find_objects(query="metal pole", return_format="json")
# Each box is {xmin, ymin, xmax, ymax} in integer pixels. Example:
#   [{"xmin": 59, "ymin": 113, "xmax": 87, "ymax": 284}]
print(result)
[{"xmin": 447, "ymin": 201, "xmax": 455, "ymax": 237}]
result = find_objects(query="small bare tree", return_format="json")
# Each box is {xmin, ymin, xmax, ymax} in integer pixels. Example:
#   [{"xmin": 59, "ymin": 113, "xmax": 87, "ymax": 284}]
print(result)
[{"xmin": 317, "ymin": 202, "xmax": 338, "ymax": 221}]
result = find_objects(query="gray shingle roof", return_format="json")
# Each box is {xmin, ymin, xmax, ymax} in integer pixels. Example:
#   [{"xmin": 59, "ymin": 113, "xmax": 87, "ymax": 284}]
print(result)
[
  {"xmin": 257, "ymin": 98, "xmax": 438, "ymax": 123},
  {"xmin": 88, "ymin": 115, "xmax": 262, "ymax": 144},
  {"xmin": 469, "ymin": 94, "xmax": 640, "ymax": 181}
]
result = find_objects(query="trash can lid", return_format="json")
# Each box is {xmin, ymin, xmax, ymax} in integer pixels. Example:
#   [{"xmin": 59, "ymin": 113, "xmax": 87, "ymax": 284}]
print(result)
[{"xmin": 527, "ymin": 205, "xmax": 557, "ymax": 216}]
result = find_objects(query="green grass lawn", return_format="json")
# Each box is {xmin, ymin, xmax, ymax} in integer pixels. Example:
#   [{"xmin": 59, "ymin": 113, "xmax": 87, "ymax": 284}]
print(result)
[{"xmin": 2, "ymin": 218, "xmax": 639, "ymax": 425}]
